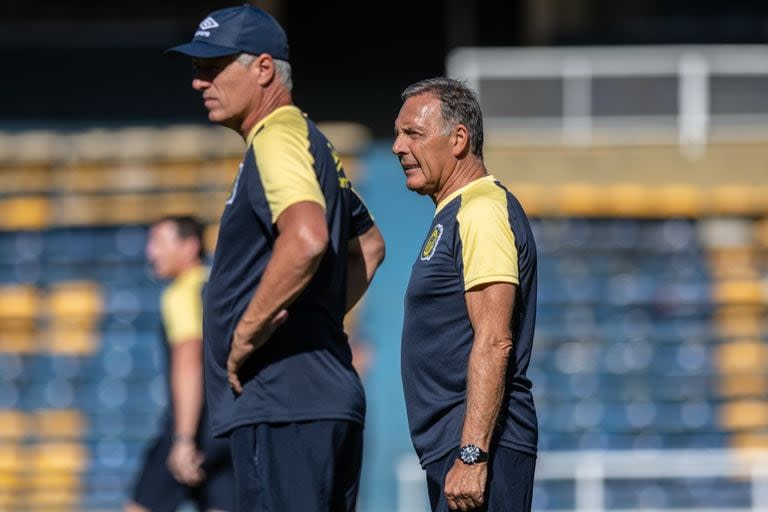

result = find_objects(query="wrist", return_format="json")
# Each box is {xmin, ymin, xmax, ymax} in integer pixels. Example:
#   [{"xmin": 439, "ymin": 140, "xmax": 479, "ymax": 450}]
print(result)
[
  {"xmin": 458, "ymin": 443, "xmax": 489, "ymax": 465},
  {"xmin": 172, "ymin": 433, "xmax": 195, "ymax": 444}
]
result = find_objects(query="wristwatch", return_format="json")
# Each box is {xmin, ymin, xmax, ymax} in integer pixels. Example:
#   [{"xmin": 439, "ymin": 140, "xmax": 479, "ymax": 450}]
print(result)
[{"xmin": 458, "ymin": 444, "xmax": 489, "ymax": 465}]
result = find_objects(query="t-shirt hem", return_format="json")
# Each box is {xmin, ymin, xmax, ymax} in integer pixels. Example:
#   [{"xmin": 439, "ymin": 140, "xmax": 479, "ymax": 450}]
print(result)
[
  {"xmin": 211, "ymin": 411, "xmax": 365, "ymax": 438},
  {"xmin": 464, "ymin": 274, "xmax": 519, "ymax": 291},
  {"xmin": 269, "ymin": 195, "xmax": 327, "ymax": 224}
]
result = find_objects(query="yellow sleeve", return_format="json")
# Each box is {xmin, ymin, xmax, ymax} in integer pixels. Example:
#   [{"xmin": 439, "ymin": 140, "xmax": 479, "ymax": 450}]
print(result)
[
  {"xmin": 251, "ymin": 114, "xmax": 326, "ymax": 224},
  {"xmin": 456, "ymin": 193, "xmax": 519, "ymax": 291},
  {"xmin": 161, "ymin": 278, "xmax": 203, "ymax": 345}
]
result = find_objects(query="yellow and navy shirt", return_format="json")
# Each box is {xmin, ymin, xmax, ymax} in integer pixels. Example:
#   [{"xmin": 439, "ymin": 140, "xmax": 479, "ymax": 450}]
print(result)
[
  {"xmin": 203, "ymin": 106, "xmax": 374, "ymax": 436},
  {"xmin": 401, "ymin": 175, "xmax": 538, "ymax": 467}
]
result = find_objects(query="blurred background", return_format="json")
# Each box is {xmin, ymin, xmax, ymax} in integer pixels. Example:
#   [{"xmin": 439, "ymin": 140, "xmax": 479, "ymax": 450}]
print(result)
[{"xmin": 3, "ymin": 0, "xmax": 768, "ymax": 511}]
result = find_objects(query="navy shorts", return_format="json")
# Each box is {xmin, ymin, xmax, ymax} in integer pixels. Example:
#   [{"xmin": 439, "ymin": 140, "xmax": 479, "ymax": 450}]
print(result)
[
  {"xmin": 131, "ymin": 429, "xmax": 235, "ymax": 511},
  {"xmin": 425, "ymin": 445, "xmax": 536, "ymax": 512},
  {"xmin": 229, "ymin": 420, "xmax": 363, "ymax": 512}
]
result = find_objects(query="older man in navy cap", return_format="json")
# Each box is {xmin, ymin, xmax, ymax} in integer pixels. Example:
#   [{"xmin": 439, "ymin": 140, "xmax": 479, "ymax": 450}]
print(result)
[{"xmin": 167, "ymin": 4, "xmax": 386, "ymax": 512}]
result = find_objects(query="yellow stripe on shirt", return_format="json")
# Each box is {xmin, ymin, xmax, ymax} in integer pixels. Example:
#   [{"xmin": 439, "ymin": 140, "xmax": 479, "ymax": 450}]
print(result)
[
  {"xmin": 456, "ymin": 177, "xmax": 519, "ymax": 291},
  {"xmin": 249, "ymin": 106, "xmax": 327, "ymax": 224}
]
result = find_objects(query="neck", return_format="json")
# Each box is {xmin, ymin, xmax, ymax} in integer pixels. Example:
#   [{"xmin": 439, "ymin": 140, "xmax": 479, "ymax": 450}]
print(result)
[
  {"xmin": 175, "ymin": 260, "xmax": 201, "ymax": 279},
  {"xmin": 239, "ymin": 85, "xmax": 293, "ymax": 140},
  {"xmin": 431, "ymin": 157, "xmax": 487, "ymax": 206}
]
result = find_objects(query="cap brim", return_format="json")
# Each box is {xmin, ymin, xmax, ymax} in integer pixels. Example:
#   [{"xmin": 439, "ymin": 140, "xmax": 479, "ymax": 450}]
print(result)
[{"xmin": 164, "ymin": 40, "xmax": 240, "ymax": 58}]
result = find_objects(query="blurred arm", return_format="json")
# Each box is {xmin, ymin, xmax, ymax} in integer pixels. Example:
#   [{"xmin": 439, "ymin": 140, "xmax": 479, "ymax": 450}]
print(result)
[{"xmin": 346, "ymin": 224, "xmax": 386, "ymax": 314}]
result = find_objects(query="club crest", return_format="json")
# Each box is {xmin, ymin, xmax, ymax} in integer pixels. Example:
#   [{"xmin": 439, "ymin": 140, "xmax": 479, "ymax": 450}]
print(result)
[{"xmin": 420, "ymin": 224, "xmax": 443, "ymax": 261}]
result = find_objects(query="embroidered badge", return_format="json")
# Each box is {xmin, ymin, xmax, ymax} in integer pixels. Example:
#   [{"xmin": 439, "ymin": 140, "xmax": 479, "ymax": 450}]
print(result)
[{"xmin": 420, "ymin": 224, "xmax": 443, "ymax": 261}]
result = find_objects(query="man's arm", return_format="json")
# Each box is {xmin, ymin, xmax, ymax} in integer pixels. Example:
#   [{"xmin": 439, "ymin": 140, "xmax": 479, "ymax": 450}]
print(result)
[
  {"xmin": 444, "ymin": 281, "xmax": 516, "ymax": 511},
  {"xmin": 346, "ymin": 224, "xmax": 385, "ymax": 314},
  {"xmin": 227, "ymin": 200, "xmax": 329, "ymax": 393},
  {"xmin": 167, "ymin": 337, "xmax": 205, "ymax": 485}
]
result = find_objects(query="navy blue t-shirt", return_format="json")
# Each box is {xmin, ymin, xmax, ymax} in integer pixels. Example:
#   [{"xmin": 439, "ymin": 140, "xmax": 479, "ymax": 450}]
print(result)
[
  {"xmin": 203, "ymin": 106, "xmax": 374, "ymax": 437},
  {"xmin": 401, "ymin": 176, "xmax": 538, "ymax": 467}
]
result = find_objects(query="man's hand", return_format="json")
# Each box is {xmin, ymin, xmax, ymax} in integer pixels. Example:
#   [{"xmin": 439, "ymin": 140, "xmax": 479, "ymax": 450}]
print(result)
[
  {"xmin": 227, "ymin": 309, "xmax": 289, "ymax": 394},
  {"xmin": 444, "ymin": 458, "xmax": 488, "ymax": 511},
  {"xmin": 167, "ymin": 439, "xmax": 205, "ymax": 486}
]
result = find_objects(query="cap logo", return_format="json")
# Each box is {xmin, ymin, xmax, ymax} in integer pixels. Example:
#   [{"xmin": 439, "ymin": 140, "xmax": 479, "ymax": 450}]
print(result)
[{"xmin": 195, "ymin": 16, "xmax": 219, "ymax": 37}]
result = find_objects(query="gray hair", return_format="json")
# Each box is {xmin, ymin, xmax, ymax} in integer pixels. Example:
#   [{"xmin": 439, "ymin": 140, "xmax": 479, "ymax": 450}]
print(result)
[
  {"xmin": 237, "ymin": 53, "xmax": 293, "ymax": 92},
  {"xmin": 401, "ymin": 77, "xmax": 484, "ymax": 159}
]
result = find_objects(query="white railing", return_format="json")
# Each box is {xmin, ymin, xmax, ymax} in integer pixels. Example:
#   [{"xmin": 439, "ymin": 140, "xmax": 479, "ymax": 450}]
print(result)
[
  {"xmin": 396, "ymin": 449, "xmax": 768, "ymax": 512},
  {"xmin": 445, "ymin": 45, "xmax": 768, "ymax": 152}
]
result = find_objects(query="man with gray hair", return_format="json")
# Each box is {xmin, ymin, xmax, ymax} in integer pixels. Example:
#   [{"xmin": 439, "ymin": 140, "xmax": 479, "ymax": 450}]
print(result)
[
  {"xmin": 393, "ymin": 77, "xmax": 538, "ymax": 511},
  {"xmin": 166, "ymin": 5, "xmax": 386, "ymax": 511}
]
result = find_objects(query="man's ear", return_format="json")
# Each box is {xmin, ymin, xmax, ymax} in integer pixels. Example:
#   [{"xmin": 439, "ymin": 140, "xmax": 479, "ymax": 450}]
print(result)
[
  {"xmin": 451, "ymin": 124, "xmax": 470, "ymax": 158},
  {"xmin": 254, "ymin": 54, "xmax": 276, "ymax": 85}
]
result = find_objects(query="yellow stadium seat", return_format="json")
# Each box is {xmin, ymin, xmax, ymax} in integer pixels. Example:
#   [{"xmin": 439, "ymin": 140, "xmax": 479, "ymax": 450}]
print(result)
[
  {"xmin": 29, "ymin": 470, "xmax": 81, "ymax": 508},
  {"xmin": 0, "ymin": 330, "xmax": 37, "ymax": 354},
  {"xmin": 708, "ymin": 248, "xmax": 758, "ymax": 280},
  {"xmin": 47, "ymin": 282, "xmax": 102, "ymax": 321},
  {"xmin": 0, "ymin": 164, "xmax": 50, "ymax": 195},
  {"xmin": 0, "ymin": 444, "xmax": 23, "ymax": 471},
  {"xmin": 716, "ymin": 340, "xmax": 768, "ymax": 373},
  {"xmin": 710, "ymin": 185, "xmax": 764, "ymax": 216},
  {"xmin": 31, "ymin": 442, "xmax": 87, "ymax": 472},
  {"xmin": 34, "ymin": 410, "xmax": 86, "ymax": 440},
  {"xmin": 0, "ymin": 470, "xmax": 22, "ymax": 509},
  {"xmin": 657, "ymin": 185, "xmax": 701, "ymax": 217},
  {"xmin": 558, "ymin": 184, "xmax": 608, "ymax": 217},
  {"xmin": 0, "ymin": 195, "xmax": 50, "ymax": 229},
  {"xmin": 712, "ymin": 280, "xmax": 764, "ymax": 305},
  {"xmin": 718, "ymin": 374, "xmax": 768, "ymax": 398},
  {"xmin": 0, "ymin": 285, "xmax": 40, "ymax": 321},
  {"xmin": 606, "ymin": 184, "xmax": 655, "ymax": 217},
  {"xmin": 505, "ymin": 183, "xmax": 548, "ymax": 217},
  {"xmin": 714, "ymin": 306, "xmax": 764, "ymax": 338},
  {"xmin": 720, "ymin": 400, "xmax": 768, "ymax": 431},
  {"xmin": 0, "ymin": 412, "xmax": 30, "ymax": 441},
  {"xmin": 44, "ymin": 323, "xmax": 99, "ymax": 355},
  {"xmin": 731, "ymin": 432, "xmax": 768, "ymax": 451}
]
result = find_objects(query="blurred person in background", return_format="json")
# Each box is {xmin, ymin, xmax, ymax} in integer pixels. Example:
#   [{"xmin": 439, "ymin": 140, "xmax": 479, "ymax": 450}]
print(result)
[
  {"xmin": 393, "ymin": 77, "xmax": 539, "ymax": 511},
  {"xmin": 166, "ymin": 4, "xmax": 385, "ymax": 511},
  {"xmin": 125, "ymin": 215, "xmax": 234, "ymax": 512}
]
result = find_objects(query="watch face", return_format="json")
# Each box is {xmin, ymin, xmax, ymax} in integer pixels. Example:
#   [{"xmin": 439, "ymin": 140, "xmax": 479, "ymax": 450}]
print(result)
[{"xmin": 460, "ymin": 444, "xmax": 480, "ymax": 464}]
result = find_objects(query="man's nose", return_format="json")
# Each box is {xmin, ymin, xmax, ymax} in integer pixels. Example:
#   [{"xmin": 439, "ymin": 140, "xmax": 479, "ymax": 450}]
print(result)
[{"xmin": 192, "ymin": 77, "xmax": 209, "ymax": 91}]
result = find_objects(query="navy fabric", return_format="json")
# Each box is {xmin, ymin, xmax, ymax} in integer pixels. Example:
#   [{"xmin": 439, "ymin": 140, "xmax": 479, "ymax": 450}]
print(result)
[
  {"xmin": 425, "ymin": 446, "xmax": 535, "ymax": 512},
  {"xmin": 229, "ymin": 421, "xmax": 363, "ymax": 512}
]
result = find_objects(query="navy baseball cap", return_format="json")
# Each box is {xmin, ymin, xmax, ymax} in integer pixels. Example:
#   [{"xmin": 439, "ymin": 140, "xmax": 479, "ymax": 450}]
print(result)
[{"xmin": 166, "ymin": 4, "xmax": 289, "ymax": 60}]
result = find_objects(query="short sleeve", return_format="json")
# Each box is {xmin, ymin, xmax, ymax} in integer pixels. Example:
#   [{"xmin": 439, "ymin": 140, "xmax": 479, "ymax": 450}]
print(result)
[
  {"xmin": 161, "ymin": 279, "xmax": 203, "ymax": 345},
  {"xmin": 456, "ymin": 195, "xmax": 519, "ymax": 291},
  {"xmin": 349, "ymin": 186, "xmax": 375, "ymax": 238},
  {"xmin": 250, "ymin": 117, "xmax": 326, "ymax": 224}
]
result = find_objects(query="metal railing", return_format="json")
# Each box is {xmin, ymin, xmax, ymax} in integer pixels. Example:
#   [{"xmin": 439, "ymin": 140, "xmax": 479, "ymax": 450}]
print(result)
[
  {"xmin": 446, "ymin": 45, "xmax": 768, "ymax": 153},
  {"xmin": 396, "ymin": 449, "xmax": 768, "ymax": 512}
]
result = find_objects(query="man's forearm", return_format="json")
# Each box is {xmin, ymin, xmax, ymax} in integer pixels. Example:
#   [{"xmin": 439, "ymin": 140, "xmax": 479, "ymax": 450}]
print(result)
[
  {"xmin": 460, "ymin": 334, "xmax": 513, "ymax": 450},
  {"xmin": 171, "ymin": 340, "xmax": 204, "ymax": 440},
  {"xmin": 236, "ymin": 226, "xmax": 326, "ymax": 339},
  {"xmin": 346, "ymin": 252, "xmax": 371, "ymax": 314},
  {"xmin": 345, "ymin": 225, "xmax": 385, "ymax": 314}
]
